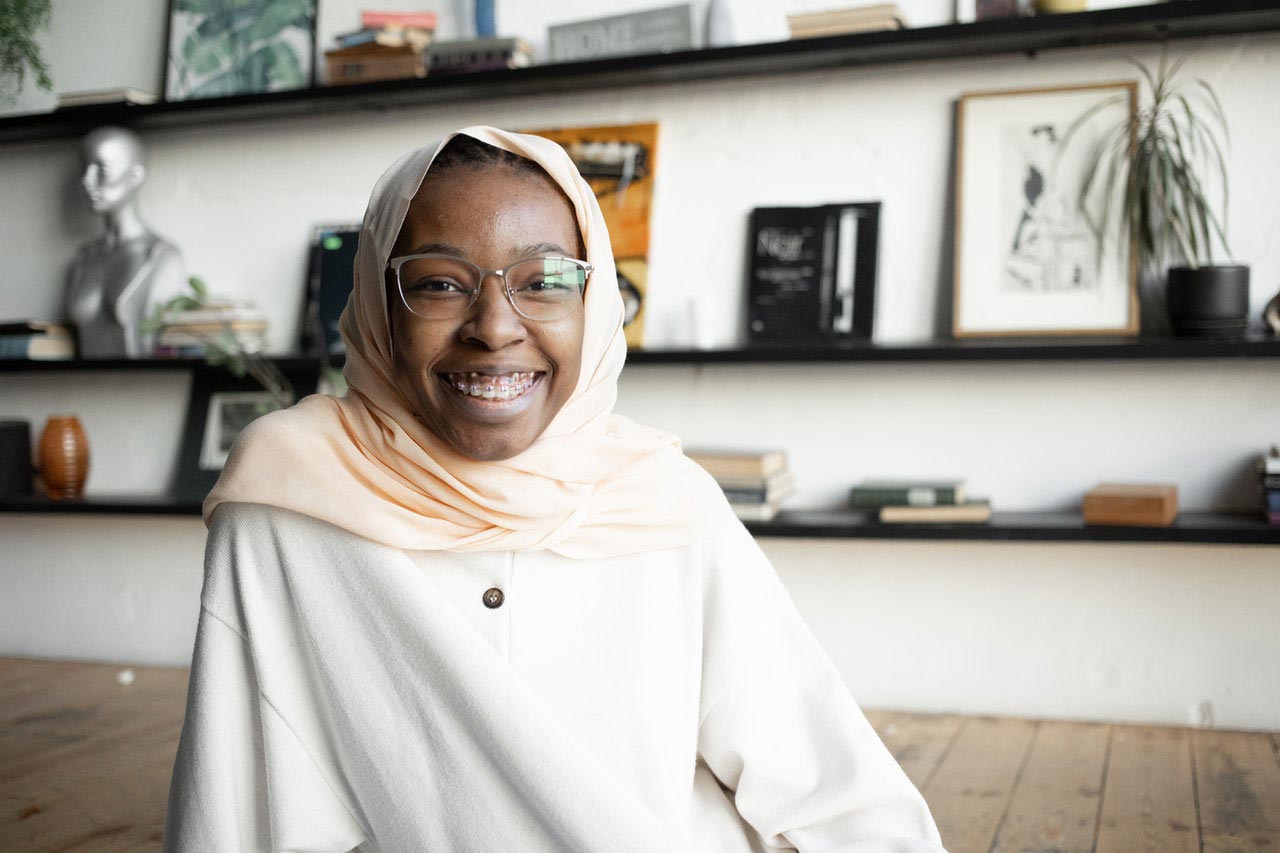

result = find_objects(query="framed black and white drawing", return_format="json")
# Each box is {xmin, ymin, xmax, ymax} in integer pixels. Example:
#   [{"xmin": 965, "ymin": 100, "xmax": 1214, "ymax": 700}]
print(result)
[
  {"xmin": 953, "ymin": 82, "xmax": 1139, "ymax": 338},
  {"xmin": 174, "ymin": 367, "xmax": 315, "ymax": 501},
  {"xmin": 163, "ymin": 0, "xmax": 317, "ymax": 102}
]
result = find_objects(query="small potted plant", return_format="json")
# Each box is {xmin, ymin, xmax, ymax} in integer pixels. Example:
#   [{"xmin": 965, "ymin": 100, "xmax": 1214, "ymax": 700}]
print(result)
[{"xmin": 1064, "ymin": 50, "xmax": 1249, "ymax": 337}]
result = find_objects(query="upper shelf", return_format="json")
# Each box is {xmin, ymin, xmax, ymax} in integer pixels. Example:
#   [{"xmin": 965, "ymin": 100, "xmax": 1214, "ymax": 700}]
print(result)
[
  {"xmin": 2, "ymin": 0, "xmax": 1278, "ymax": 145},
  {"xmin": 2, "ymin": 332, "xmax": 1277, "ymax": 373}
]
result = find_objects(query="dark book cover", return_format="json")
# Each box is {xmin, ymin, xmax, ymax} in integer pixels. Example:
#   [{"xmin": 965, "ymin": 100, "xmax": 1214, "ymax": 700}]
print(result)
[
  {"xmin": 746, "ymin": 202, "xmax": 879, "ymax": 344},
  {"xmin": 301, "ymin": 224, "xmax": 360, "ymax": 358}
]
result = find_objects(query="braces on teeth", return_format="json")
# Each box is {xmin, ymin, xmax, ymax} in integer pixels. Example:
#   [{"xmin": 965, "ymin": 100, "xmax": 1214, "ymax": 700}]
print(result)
[{"xmin": 447, "ymin": 372, "xmax": 538, "ymax": 400}]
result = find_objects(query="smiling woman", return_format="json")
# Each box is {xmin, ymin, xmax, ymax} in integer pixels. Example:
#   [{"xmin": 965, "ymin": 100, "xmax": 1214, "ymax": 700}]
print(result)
[{"xmin": 162, "ymin": 126, "xmax": 946, "ymax": 851}]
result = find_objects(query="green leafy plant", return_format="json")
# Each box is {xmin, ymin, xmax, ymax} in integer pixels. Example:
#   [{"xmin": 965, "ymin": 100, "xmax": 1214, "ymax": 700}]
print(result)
[
  {"xmin": 143, "ymin": 276, "xmax": 294, "ymax": 415},
  {"xmin": 1062, "ymin": 50, "xmax": 1231, "ymax": 273},
  {"xmin": 170, "ymin": 0, "xmax": 312, "ymax": 99},
  {"xmin": 0, "ymin": 0, "xmax": 53, "ymax": 104}
]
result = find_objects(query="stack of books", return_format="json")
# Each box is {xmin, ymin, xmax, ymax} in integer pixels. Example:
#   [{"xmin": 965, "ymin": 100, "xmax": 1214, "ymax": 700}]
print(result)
[
  {"xmin": 153, "ymin": 300, "xmax": 268, "ymax": 357},
  {"xmin": 787, "ymin": 3, "xmax": 908, "ymax": 39},
  {"xmin": 848, "ymin": 478, "xmax": 992, "ymax": 523},
  {"xmin": 686, "ymin": 448, "xmax": 795, "ymax": 522},
  {"xmin": 325, "ymin": 10, "xmax": 438, "ymax": 84},
  {"xmin": 0, "ymin": 320, "xmax": 74, "ymax": 360},
  {"xmin": 1261, "ymin": 446, "xmax": 1280, "ymax": 527}
]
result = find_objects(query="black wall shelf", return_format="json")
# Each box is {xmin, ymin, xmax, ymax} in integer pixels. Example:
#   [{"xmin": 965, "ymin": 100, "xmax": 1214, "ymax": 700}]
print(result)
[
  {"xmin": 1, "ymin": 494, "xmax": 1274, "ymax": 545},
  {"xmin": 1, "ymin": 1, "xmax": 1278, "ymax": 145},
  {"xmin": 3, "ymin": 333, "xmax": 1278, "ymax": 373}
]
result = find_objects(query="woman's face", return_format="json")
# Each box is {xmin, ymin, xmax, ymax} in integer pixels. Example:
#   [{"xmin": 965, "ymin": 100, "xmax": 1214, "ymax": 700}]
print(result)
[{"xmin": 388, "ymin": 164, "xmax": 586, "ymax": 462}]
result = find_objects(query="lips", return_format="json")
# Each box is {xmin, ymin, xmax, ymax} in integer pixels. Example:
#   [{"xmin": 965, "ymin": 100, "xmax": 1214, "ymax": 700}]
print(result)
[{"xmin": 436, "ymin": 370, "xmax": 546, "ymax": 407}]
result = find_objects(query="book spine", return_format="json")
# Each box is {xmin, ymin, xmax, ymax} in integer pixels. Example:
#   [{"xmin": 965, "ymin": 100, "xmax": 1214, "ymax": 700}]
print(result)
[
  {"xmin": 0, "ymin": 336, "xmax": 36, "ymax": 357},
  {"xmin": 361, "ymin": 11, "xmax": 437, "ymax": 29},
  {"xmin": 848, "ymin": 487, "xmax": 957, "ymax": 507}
]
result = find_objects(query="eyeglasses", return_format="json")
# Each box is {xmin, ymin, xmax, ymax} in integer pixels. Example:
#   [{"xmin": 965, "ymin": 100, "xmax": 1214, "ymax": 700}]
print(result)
[{"xmin": 386, "ymin": 253, "xmax": 592, "ymax": 322}]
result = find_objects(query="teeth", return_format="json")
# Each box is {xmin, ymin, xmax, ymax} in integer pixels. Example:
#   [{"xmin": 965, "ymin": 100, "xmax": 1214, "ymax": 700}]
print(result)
[{"xmin": 443, "ymin": 371, "xmax": 539, "ymax": 400}]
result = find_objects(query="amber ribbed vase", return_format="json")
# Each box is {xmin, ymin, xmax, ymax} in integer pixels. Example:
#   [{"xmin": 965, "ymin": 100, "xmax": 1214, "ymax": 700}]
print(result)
[{"xmin": 38, "ymin": 415, "xmax": 89, "ymax": 499}]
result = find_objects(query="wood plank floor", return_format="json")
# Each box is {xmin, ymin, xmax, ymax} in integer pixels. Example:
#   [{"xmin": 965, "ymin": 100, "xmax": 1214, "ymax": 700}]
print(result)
[{"xmin": 3, "ymin": 657, "xmax": 1278, "ymax": 852}]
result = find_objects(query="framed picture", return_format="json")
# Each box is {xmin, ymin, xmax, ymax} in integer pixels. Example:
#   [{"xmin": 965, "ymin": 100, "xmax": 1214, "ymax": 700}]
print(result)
[
  {"xmin": 519, "ymin": 123, "xmax": 658, "ymax": 349},
  {"xmin": 174, "ymin": 367, "xmax": 316, "ymax": 501},
  {"xmin": 745, "ymin": 202, "xmax": 880, "ymax": 345},
  {"xmin": 163, "ymin": 0, "xmax": 317, "ymax": 102},
  {"xmin": 953, "ymin": 82, "xmax": 1139, "ymax": 338}
]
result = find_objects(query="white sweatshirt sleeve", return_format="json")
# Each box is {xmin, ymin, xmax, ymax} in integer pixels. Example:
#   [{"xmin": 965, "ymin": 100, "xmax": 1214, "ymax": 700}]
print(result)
[
  {"xmin": 696, "ymin": 522, "xmax": 947, "ymax": 852},
  {"xmin": 162, "ymin": 537, "xmax": 369, "ymax": 851}
]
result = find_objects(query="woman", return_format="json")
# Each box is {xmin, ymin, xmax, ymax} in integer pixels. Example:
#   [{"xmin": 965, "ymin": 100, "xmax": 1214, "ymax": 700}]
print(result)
[{"xmin": 163, "ymin": 126, "xmax": 946, "ymax": 852}]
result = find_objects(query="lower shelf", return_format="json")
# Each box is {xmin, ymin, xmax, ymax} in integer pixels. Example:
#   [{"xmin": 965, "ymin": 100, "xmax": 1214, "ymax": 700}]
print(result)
[{"xmin": 0, "ymin": 494, "xmax": 1275, "ymax": 545}]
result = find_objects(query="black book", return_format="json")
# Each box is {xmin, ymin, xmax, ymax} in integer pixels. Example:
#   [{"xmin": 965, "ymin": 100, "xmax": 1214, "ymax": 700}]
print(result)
[
  {"xmin": 300, "ymin": 224, "xmax": 361, "ymax": 358},
  {"xmin": 745, "ymin": 202, "xmax": 879, "ymax": 344}
]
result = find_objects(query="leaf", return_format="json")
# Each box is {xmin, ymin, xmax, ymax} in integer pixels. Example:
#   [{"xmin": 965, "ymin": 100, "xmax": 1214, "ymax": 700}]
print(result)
[
  {"xmin": 246, "ymin": 0, "xmax": 313, "ymax": 43},
  {"xmin": 189, "ymin": 276, "xmax": 208, "ymax": 298}
]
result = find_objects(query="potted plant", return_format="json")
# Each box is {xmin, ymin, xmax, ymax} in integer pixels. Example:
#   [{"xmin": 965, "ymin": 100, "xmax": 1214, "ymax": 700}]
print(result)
[
  {"xmin": 143, "ymin": 276, "xmax": 297, "ymax": 415},
  {"xmin": 1064, "ymin": 50, "xmax": 1248, "ymax": 337},
  {"xmin": 0, "ymin": 0, "xmax": 53, "ymax": 104}
]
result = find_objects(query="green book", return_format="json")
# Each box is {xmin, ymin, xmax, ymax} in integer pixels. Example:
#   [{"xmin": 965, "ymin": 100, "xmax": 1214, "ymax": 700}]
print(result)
[{"xmin": 848, "ymin": 479, "xmax": 965, "ymax": 508}]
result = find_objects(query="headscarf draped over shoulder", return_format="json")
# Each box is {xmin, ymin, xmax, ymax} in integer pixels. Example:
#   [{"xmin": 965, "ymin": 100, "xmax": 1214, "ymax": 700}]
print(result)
[{"xmin": 202, "ymin": 126, "xmax": 738, "ymax": 559}]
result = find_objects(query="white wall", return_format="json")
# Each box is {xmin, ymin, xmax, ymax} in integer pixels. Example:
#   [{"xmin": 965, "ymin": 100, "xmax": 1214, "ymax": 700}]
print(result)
[{"xmin": 1, "ymin": 1, "xmax": 1278, "ymax": 730}]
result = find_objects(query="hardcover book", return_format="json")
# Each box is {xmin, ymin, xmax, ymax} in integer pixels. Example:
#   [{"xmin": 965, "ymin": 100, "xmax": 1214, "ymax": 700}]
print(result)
[
  {"xmin": 746, "ymin": 202, "xmax": 879, "ymax": 344},
  {"xmin": 879, "ymin": 499, "xmax": 991, "ymax": 523},
  {"xmin": 685, "ymin": 448, "xmax": 788, "ymax": 482},
  {"xmin": 849, "ymin": 479, "xmax": 965, "ymax": 508}
]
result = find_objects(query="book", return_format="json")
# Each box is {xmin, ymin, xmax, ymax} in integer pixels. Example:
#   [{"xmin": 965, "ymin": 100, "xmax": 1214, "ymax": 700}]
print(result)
[
  {"xmin": 0, "ymin": 320, "xmax": 74, "ymax": 360},
  {"xmin": 730, "ymin": 501, "xmax": 783, "ymax": 522},
  {"xmin": 720, "ymin": 469, "xmax": 796, "ymax": 504},
  {"xmin": 1082, "ymin": 483, "xmax": 1178, "ymax": 527},
  {"xmin": 848, "ymin": 479, "xmax": 965, "ymax": 508},
  {"xmin": 0, "ymin": 333, "xmax": 74, "ymax": 360},
  {"xmin": 685, "ymin": 448, "xmax": 788, "ymax": 481},
  {"xmin": 1265, "ymin": 490, "xmax": 1280, "ymax": 513},
  {"xmin": 746, "ymin": 202, "xmax": 879, "ymax": 343},
  {"xmin": 55, "ymin": 87, "xmax": 158, "ymax": 108},
  {"xmin": 326, "ymin": 42, "xmax": 427, "ymax": 84},
  {"xmin": 360, "ymin": 10, "xmax": 438, "ymax": 30},
  {"xmin": 787, "ymin": 3, "xmax": 907, "ymax": 35},
  {"xmin": 336, "ymin": 24, "xmax": 432, "ymax": 50},
  {"xmin": 880, "ymin": 499, "xmax": 991, "ymax": 523}
]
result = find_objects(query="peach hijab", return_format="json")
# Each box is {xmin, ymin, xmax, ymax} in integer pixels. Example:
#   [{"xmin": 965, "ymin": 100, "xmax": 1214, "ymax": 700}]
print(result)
[{"xmin": 203, "ymin": 126, "xmax": 737, "ymax": 559}]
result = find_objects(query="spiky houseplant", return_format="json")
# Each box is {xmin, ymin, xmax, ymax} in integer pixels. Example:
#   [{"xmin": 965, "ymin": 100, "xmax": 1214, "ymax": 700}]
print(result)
[
  {"xmin": 0, "ymin": 0, "xmax": 53, "ymax": 105},
  {"xmin": 1063, "ymin": 50, "xmax": 1249, "ymax": 337}
]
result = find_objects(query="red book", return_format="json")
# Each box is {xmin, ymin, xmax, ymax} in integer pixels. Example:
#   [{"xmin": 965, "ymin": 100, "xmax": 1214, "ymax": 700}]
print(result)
[{"xmin": 360, "ymin": 10, "xmax": 438, "ymax": 29}]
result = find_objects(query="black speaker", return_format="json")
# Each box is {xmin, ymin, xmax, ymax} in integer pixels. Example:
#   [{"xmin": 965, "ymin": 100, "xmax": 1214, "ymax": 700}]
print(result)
[{"xmin": 0, "ymin": 419, "xmax": 33, "ymax": 497}]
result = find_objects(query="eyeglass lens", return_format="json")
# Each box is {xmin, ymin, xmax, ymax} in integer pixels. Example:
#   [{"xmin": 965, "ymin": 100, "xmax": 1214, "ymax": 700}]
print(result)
[{"xmin": 397, "ymin": 256, "xmax": 586, "ymax": 320}]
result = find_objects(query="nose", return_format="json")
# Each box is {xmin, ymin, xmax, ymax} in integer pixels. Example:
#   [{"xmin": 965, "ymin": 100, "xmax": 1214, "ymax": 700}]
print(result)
[{"xmin": 460, "ymin": 272, "xmax": 527, "ymax": 350}]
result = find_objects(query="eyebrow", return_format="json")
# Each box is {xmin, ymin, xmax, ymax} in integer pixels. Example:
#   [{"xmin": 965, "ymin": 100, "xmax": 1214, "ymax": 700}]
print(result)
[{"xmin": 408, "ymin": 241, "xmax": 573, "ymax": 258}]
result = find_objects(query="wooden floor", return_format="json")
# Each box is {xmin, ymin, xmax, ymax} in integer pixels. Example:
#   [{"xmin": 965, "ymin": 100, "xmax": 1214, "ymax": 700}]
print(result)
[{"xmin": 2, "ymin": 657, "xmax": 1278, "ymax": 851}]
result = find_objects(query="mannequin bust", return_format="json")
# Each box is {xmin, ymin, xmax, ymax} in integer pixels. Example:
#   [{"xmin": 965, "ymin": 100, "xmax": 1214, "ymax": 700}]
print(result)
[{"xmin": 64, "ymin": 126, "xmax": 185, "ymax": 358}]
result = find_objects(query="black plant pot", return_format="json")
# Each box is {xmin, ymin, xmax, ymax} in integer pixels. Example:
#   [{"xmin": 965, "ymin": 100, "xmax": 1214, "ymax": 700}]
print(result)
[{"xmin": 1165, "ymin": 265, "xmax": 1250, "ymax": 338}]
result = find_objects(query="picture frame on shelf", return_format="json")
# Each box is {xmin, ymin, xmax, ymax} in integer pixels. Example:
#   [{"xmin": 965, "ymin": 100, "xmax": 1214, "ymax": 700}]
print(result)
[
  {"xmin": 174, "ymin": 366, "xmax": 315, "ymax": 501},
  {"xmin": 163, "ymin": 0, "xmax": 317, "ymax": 102},
  {"xmin": 519, "ymin": 122, "xmax": 658, "ymax": 349},
  {"xmin": 953, "ymin": 82, "xmax": 1139, "ymax": 338},
  {"xmin": 745, "ymin": 202, "xmax": 880, "ymax": 345}
]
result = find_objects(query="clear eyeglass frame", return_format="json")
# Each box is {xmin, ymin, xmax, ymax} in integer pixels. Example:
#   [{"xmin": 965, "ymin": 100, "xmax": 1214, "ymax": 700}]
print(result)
[{"xmin": 386, "ymin": 253, "xmax": 593, "ymax": 322}]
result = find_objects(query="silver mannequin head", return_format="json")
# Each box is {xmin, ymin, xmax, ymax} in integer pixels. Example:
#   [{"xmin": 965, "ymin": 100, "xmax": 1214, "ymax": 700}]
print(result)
[{"xmin": 80, "ymin": 126, "xmax": 147, "ymax": 214}]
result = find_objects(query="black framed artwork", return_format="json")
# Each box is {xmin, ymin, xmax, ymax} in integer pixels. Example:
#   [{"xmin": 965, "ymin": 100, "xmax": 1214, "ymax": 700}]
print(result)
[
  {"xmin": 173, "ymin": 366, "xmax": 318, "ymax": 502},
  {"xmin": 163, "ymin": 0, "xmax": 318, "ymax": 102},
  {"xmin": 745, "ymin": 202, "xmax": 880, "ymax": 345}
]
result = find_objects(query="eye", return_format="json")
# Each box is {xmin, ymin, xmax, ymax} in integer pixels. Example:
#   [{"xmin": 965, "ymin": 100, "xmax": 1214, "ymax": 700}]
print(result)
[{"xmin": 406, "ymin": 277, "xmax": 466, "ymax": 294}]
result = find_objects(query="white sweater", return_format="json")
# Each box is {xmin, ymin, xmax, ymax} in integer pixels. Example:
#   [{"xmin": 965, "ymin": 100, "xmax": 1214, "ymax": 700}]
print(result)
[{"xmin": 163, "ymin": 501, "xmax": 946, "ymax": 852}]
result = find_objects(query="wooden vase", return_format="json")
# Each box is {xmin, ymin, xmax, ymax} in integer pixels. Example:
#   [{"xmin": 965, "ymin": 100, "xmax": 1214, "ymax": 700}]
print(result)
[{"xmin": 38, "ymin": 415, "xmax": 89, "ymax": 499}]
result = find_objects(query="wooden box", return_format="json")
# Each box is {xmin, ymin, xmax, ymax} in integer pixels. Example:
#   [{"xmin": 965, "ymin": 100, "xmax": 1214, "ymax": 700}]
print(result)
[
  {"xmin": 1082, "ymin": 483, "xmax": 1178, "ymax": 527},
  {"xmin": 325, "ymin": 44, "xmax": 425, "ymax": 85}
]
